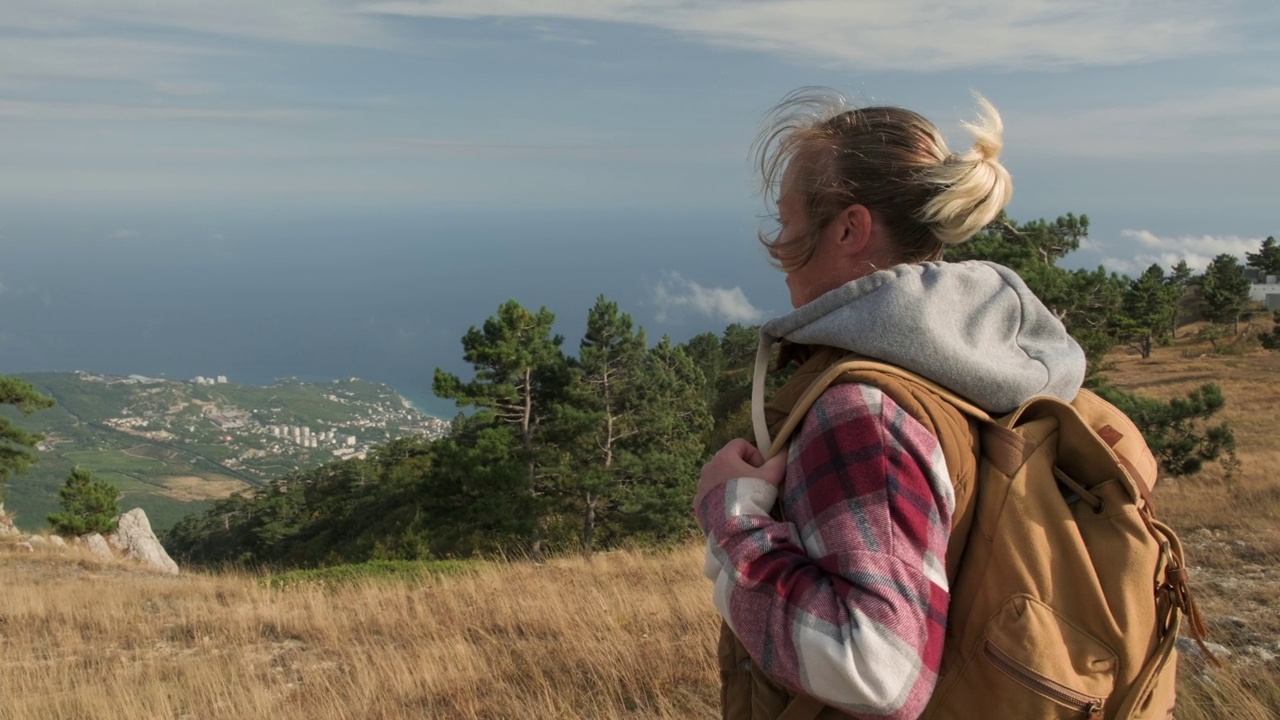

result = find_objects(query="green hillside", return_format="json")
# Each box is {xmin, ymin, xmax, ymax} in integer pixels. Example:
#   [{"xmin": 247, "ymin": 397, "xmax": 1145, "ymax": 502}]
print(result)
[{"xmin": 1, "ymin": 372, "xmax": 448, "ymax": 532}]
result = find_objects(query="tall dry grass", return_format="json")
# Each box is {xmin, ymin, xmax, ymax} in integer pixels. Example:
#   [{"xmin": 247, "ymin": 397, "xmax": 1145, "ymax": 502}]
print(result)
[
  {"xmin": 0, "ymin": 545, "xmax": 719, "ymax": 719},
  {"xmin": 2, "ymin": 333, "xmax": 1278, "ymax": 720}
]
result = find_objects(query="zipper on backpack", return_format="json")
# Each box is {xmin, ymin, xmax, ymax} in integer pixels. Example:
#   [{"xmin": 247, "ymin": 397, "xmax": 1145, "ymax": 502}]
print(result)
[{"xmin": 985, "ymin": 640, "xmax": 1105, "ymax": 719}]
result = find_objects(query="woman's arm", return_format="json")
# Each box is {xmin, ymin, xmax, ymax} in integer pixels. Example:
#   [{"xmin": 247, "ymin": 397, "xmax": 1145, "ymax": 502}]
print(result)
[{"xmin": 697, "ymin": 382, "xmax": 954, "ymax": 720}]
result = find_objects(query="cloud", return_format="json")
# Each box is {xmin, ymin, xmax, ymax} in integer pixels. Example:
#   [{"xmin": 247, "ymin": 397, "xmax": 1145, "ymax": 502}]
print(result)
[
  {"xmin": 2, "ymin": 0, "xmax": 1254, "ymax": 85},
  {"xmin": 360, "ymin": 0, "xmax": 1251, "ymax": 72},
  {"xmin": 375, "ymin": 137, "xmax": 639, "ymax": 160},
  {"xmin": 153, "ymin": 80, "xmax": 219, "ymax": 97},
  {"xmin": 2, "ymin": 1, "xmax": 394, "ymax": 50},
  {"xmin": 652, "ymin": 272, "xmax": 765, "ymax": 324},
  {"xmin": 0, "ymin": 100, "xmax": 318, "ymax": 124},
  {"xmin": 0, "ymin": 37, "xmax": 230, "ymax": 85},
  {"xmin": 1107, "ymin": 229, "xmax": 1264, "ymax": 273},
  {"xmin": 0, "ymin": 2, "xmax": 395, "ymax": 92},
  {"xmin": 1012, "ymin": 86, "xmax": 1280, "ymax": 158}
]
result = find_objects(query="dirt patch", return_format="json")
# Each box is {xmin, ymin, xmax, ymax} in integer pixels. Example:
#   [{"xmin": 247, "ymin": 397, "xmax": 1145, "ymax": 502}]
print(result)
[{"xmin": 159, "ymin": 475, "xmax": 250, "ymax": 502}]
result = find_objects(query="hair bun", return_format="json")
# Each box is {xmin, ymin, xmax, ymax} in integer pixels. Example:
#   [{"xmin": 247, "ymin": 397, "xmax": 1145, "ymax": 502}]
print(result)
[{"xmin": 915, "ymin": 94, "xmax": 1013, "ymax": 246}]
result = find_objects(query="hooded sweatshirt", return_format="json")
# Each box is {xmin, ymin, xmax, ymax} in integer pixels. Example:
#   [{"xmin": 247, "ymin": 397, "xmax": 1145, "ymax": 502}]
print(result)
[{"xmin": 697, "ymin": 261, "xmax": 1086, "ymax": 719}]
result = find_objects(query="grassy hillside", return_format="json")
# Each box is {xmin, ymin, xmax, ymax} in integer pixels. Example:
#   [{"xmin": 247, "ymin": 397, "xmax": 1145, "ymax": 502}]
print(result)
[{"xmin": 1, "ymin": 342, "xmax": 1277, "ymax": 719}]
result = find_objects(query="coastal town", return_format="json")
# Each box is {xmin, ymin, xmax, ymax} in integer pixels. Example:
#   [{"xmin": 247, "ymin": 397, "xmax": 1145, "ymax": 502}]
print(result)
[{"xmin": 34, "ymin": 370, "xmax": 451, "ymax": 484}]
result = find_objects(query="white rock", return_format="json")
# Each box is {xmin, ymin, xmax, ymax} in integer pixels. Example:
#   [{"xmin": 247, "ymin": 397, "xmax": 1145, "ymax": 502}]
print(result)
[
  {"xmin": 84, "ymin": 533, "xmax": 114, "ymax": 560},
  {"xmin": 1241, "ymin": 646, "xmax": 1277, "ymax": 663},
  {"xmin": 16, "ymin": 541, "xmax": 33, "ymax": 552},
  {"xmin": 108, "ymin": 508, "xmax": 180, "ymax": 575},
  {"xmin": 48, "ymin": 535, "xmax": 67, "ymax": 549},
  {"xmin": 0, "ymin": 504, "xmax": 17, "ymax": 536},
  {"xmin": 1177, "ymin": 637, "xmax": 1232, "ymax": 661},
  {"xmin": 27, "ymin": 534, "xmax": 47, "ymax": 546}
]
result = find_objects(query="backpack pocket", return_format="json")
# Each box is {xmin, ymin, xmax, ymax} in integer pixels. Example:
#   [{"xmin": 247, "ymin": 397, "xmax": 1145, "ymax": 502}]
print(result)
[{"xmin": 938, "ymin": 595, "xmax": 1117, "ymax": 719}]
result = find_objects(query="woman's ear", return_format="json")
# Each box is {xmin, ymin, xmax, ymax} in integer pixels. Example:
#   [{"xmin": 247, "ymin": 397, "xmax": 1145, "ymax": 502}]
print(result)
[{"xmin": 832, "ymin": 203, "xmax": 873, "ymax": 256}]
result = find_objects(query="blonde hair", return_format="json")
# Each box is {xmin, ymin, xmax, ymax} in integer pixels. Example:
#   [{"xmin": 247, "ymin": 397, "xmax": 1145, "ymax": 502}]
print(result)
[{"xmin": 754, "ymin": 88, "xmax": 1013, "ymax": 271}]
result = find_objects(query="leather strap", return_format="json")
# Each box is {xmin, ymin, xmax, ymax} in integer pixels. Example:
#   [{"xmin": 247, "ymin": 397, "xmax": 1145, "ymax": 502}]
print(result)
[
  {"xmin": 765, "ymin": 357, "xmax": 992, "ymax": 459},
  {"xmin": 1096, "ymin": 423, "xmax": 1158, "ymax": 513}
]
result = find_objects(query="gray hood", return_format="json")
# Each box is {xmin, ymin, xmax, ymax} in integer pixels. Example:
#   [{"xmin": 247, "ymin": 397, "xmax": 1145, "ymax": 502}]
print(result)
[{"xmin": 751, "ymin": 261, "xmax": 1085, "ymax": 450}]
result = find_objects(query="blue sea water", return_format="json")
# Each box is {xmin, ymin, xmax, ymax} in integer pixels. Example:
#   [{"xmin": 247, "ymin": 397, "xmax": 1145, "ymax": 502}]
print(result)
[{"xmin": 0, "ymin": 208, "xmax": 787, "ymax": 417}]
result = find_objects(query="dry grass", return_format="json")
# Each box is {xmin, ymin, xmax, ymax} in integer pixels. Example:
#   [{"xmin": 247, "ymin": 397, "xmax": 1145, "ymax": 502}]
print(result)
[
  {"xmin": 158, "ymin": 475, "xmax": 250, "ymax": 502},
  {"xmin": 1, "ymin": 335, "xmax": 1278, "ymax": 719},
  {"xmin": 1106, "ymin": 333, "xmax": 1280, "ymax": 719},
  {"xmin": 0, "ymin": 543, "xmax": 719, "ymax": 720}
]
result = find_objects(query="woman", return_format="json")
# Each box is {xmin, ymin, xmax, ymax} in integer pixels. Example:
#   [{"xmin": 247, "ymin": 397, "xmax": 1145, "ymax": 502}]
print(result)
[{"xmin": 693, "ymin": 91, "xmax": 1087, "ymax": 719}]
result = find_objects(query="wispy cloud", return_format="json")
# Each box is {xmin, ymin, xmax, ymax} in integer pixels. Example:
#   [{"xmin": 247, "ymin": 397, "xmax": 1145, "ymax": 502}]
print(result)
[
  {"xmin": 1013, "ymin": 86, "xmax": 1280, "ymax": 158},
  {"xmin": 360, "ymin": 0, "xmax": 1249, "ymax": 71},
  {"xmin": 3, "ymin": 1, "xmax": 393, "ymax": 49},
  {"xmin": 652, "ymin": 272, "xmax": 764, "ymax": 324},
  {"xmin": 0, "ymin": 37, "xmax": 229, "ymax": 85},
  {"xmin": 0, "ymin": 100, "xmax": 318, "ymax": 124},
  {"xmin": 3, "ymin": 1, "xmax": 1249, "ymax": 84},
  {"xmin": 1108, "ymin": 229, "xmax": 1264, "ymax": 273},
  {"xmin": 153, "ymin": 80, "xmax": 220, "ymax": 97},
  {"xmin": 376, "ymin": 137, "xmax": 638, "ymax": 160}
]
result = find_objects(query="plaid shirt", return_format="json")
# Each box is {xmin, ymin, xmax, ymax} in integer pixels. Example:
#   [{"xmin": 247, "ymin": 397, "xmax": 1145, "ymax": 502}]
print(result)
[{"xmin": 698, "ymin": 383, "xmax": 954, "ymax": 719}]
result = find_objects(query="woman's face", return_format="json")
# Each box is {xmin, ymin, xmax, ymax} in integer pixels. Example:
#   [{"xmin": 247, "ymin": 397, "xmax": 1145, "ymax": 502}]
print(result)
[{"xmin": 774, "ymin": 192, "xmax": 850, "ymax": 309}]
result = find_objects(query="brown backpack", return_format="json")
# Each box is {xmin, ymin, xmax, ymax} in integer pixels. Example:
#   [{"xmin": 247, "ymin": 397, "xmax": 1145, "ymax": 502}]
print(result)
[{"xmin": 745, "ymin": 356, "xmax": 1206, "ymax": 720}]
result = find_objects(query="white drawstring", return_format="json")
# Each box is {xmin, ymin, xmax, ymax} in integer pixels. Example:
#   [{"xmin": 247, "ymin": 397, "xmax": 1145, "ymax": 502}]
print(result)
[{"xmin": 751, "ymin": 333, "xmax": 777, "ymax": 456}]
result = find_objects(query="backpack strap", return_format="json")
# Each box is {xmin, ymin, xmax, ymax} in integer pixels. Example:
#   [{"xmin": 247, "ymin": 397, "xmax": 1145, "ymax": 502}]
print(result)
[{"xmin": 763, "ymin": 356, "xmax": 993, "ymax": 459}]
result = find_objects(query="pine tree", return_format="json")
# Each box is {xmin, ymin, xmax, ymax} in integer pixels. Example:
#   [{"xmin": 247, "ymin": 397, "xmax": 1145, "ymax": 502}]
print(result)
[
  {"xmin": 618, "ymin": 337, "xmax": 712, "ymax": 542},
  {"xmin": 419, "ymin": 421, "xmax": 537, "ymax": 557},
  {"xmin": 1096, "ymin": 384, "xmax": 1235, "ymax": 478},
  {"xmin": 432, "ymin": 300, "xmax": 569, "ymax": 561},
  {"xmin": 1245, "ymin": 236, "xmax": 1280, "ymax": 277},
  {"xmin": 1197, "ymin": 254, "xmax": 1252, "ymax": 333},
  {"xmin": 1260, "ymin": 311, "xmax": 1280, "ymax": 350},
  {"xmin": 1115, "ymin": 264, "xmax": 1179, "ymax": 358},
  {"xmin": 47, "ymin": 467, "xmax": 121, "ymax": 536},
  {"xmin": 704, "ymin": 323, "xmax": 762, "ymax": 449},
  {"xmin": 1166, "ymin": 259, "xmax": 1195, "ymax": 338},
  {"xmin": 681, "ymin": 331, "xmax": 723, "ymax": 407},
  {"xmin": 0, "ymin": 376, "xmax": 56, "ymax": 494},
  {"xmin": 563, "ymin": 296, "xmax": 647, "ymax": 556}
]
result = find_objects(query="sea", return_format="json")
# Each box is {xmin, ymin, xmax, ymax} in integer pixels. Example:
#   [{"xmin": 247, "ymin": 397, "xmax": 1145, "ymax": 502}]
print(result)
[{"xmin": 1, "ymin": 208, "xmax": 788, "ymax": 418}]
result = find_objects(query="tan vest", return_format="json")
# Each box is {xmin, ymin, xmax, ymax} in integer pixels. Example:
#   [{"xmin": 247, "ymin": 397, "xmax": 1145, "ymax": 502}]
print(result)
[{"xmin": 717, "ymin": 345, "xmax": 981, "ymax": 720}]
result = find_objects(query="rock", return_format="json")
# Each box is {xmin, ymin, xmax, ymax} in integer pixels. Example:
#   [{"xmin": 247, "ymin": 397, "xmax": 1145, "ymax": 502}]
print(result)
[
  {"xmin": 1177, "ymin": 637, "xmax": 1233, "ymax": 662},
  {"xmin": 48, "ymin": 535, "xmax": 67, "ymax": 549},
  {"xmin": 108, "ymin": 508, "xmax": 179, "ymax": 575},
  {"xmin": 1207, "ymin": 615, "xmax": 1253, "ymax": 646},
  {"xmin": 84, "ymin": 533, "xmax": 114, "ymax": 560},
  {"xmin": 1241, "ymin": 646, "xmax": 1277, "ymax": 663},
  {"xmin": 16, "ymin": 541, "xmax": 33, "ymax": 552},
  {"xmin": 0, "ymin": 504, "xmax": 17, "ymax": 536},
  {"xmin": 27, "ymin": 535, "xmax": 47, "ymax": 547}
]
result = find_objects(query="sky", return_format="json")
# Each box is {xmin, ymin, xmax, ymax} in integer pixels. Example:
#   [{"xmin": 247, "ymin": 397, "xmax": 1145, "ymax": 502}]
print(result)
[{"xmin": 2, "ymin": 1, "xmax": 1279, "ymax": 397}]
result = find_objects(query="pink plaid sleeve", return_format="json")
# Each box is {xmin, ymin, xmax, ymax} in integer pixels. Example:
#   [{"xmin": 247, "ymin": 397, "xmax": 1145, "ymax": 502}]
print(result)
[{"xmin": 697, "ymin": 383, "xmax": 954, "ymax": 719}]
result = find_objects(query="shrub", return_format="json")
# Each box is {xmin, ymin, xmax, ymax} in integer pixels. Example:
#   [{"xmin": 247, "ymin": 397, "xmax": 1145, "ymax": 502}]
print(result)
[{"xmin": 47, "ymin": 467, "xmax": 120, "ymax": 536}]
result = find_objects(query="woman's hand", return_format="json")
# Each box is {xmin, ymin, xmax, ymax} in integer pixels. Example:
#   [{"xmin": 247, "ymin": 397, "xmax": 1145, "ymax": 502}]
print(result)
[{"xmin": 694, "ymin": 438, "xmax": 788, "ymax": 510}]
